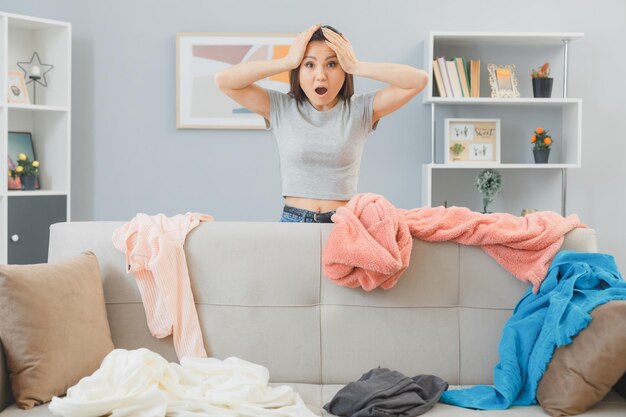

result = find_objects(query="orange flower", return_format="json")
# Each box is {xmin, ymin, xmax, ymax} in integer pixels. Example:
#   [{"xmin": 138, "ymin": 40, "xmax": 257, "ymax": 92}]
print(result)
[{"xmin": 531, "ymin": 127, "xmax": 552, "ymax": 150}]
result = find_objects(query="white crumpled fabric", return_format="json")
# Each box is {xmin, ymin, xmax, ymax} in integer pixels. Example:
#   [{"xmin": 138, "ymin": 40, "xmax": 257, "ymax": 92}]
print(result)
[{"xmin": 49, "ymin": 348, "xmax": 319, "ymax": 417}]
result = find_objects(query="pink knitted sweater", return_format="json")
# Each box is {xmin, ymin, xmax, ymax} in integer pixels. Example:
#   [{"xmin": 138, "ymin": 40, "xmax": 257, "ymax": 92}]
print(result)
[
  {"xmin": 112, "ymin": 212, "xmax": 213, "ymax": 359},
  {"xmin": 322, "ymin": 194, "xmax": 585, "ymax": 292}
]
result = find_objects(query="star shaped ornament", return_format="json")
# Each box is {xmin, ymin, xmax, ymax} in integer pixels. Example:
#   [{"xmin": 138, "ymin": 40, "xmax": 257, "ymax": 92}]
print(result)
[{"xmin": 17, "ymin": 52, "xmax": 54, "ymax": 87}]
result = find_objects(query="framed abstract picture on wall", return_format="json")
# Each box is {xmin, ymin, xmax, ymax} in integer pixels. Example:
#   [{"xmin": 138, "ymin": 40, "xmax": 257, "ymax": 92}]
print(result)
[{"xmin": 176, "ymin": 32, "xmax": 295, "ymax": 129}]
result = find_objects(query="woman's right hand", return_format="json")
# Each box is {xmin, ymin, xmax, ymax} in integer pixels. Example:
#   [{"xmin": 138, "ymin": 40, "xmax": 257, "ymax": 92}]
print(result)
[{"xmin": 284, "ymin": 24, "xmax": 321, "ymax": 69}]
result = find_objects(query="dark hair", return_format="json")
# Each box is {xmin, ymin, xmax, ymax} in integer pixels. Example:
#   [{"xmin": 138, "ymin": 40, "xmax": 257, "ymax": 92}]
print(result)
[{"xmin": 288, "ymin": 25, "xmax": 354, "ymax": 103}]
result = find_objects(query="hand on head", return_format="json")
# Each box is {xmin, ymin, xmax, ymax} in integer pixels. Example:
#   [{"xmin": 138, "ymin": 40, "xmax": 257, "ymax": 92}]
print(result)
[
  {"xmin": 285, "ymin": 23, "xmax": 322, "ymax": 69},
  {"xmin": 321, "ymin": 27, "xmax": 358, "ymax": 74}
]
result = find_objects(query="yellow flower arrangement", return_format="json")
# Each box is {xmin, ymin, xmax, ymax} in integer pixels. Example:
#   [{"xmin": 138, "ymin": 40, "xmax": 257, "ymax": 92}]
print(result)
[{"xmin": 9, "ymin": 153, "xmax": 40, "ymax": 179}]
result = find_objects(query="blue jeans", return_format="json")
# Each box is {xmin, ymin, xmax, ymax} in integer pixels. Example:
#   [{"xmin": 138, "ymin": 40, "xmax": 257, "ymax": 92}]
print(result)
[{"xmin": 280, "ymin": 205, "xmax": 336, "ymax": 223}]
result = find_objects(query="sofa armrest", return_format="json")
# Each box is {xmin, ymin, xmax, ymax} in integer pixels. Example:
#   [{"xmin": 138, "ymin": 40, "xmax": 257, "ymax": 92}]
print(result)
[{"xmin": 0, "ymin": 340, "xmax": 12, "ymax": 412}]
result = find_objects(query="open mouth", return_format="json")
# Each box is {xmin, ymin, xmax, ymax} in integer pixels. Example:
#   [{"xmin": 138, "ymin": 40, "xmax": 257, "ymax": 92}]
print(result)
[{"xmin": 315, "ymin": 87, "xmax": 328, "ymax": 96}]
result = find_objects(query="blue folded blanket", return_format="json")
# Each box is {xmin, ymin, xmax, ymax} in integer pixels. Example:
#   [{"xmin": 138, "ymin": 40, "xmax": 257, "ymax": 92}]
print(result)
[{"xmin": 440, "ymin": 250, "xmax": 626, "ymax": 410}]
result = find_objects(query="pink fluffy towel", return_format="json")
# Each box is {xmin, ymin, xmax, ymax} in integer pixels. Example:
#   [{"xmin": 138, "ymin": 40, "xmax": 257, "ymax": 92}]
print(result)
[{"xmin": 322, "ymin": 193, "xmax": 585, "ymax": 292}]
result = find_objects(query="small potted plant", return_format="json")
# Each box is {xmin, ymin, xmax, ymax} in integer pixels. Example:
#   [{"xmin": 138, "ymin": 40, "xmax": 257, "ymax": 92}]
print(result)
[
  {"xmin": 530, "ymin": 127, "xmax": 553, "ymax": 163},
  {"xmin": 476, "ymin": 169, "xmax": 502, "ymax": 213},
  {"xmin": 8, "ymin": 152, "xmax": 39, "ymax": 190},
  {"xmin": 449, "ymin": 143, "xmax": 465, "ymax": 161},
  {"xmin": 531, "ymin": 62, "xmax": 553, "ymax": 98}
]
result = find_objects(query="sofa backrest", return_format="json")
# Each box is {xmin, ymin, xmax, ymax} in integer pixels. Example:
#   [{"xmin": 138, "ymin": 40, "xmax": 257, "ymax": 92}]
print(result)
[{"xmin": 46, "ymin": 221, "xmax": 597, "ymax": 386}]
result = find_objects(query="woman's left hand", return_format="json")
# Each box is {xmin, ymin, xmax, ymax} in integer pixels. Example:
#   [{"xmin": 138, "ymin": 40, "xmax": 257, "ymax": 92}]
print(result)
[{"xmin": 322, "ymin": 27, "xmax": 359, "ymax": 74}]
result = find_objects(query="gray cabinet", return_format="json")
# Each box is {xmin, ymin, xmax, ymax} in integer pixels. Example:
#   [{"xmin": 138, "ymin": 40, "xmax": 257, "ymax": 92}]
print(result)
[{"xmin": 8, "ymin": 196, "xmax": 66, "ymax": 264}]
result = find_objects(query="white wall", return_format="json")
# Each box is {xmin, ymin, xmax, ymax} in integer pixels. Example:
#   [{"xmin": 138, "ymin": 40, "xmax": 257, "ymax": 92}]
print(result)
[{"xmin": 2, "ymin": 0, "xmax": 625, "ymax": 270}]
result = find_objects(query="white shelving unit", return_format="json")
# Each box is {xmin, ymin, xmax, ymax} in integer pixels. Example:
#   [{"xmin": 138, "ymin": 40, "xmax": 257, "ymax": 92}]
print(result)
[
  {"xmin": 423, "ymin": 32, "xmax": 583, "ymax": 216},
  {"xmin": 0, "ymin": 11, "xmax": 71, "ymax": 264}
]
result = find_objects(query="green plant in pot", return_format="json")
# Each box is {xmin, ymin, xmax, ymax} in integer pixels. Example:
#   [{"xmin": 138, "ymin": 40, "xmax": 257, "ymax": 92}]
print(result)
[
  {"xmin": 8, "ymin": 152, "xmax": 39, "ymax": 190},
  {"xmin": 531, "ymin": 62, "xmax": 553, "ymax": 98},
  {"xmin": 450, "ymin": 143, "xmax": 465, "ymax": 160},
  {"xmin": 476, "ymin": 169, "xmax": 502, "ymax": 213},
  {"xmin": 531, "ymin": 127, "xmax": 553, "ymax": 163}
]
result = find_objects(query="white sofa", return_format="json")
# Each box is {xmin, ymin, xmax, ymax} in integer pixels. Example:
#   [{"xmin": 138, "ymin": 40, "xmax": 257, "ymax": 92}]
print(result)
[{"xmin": 0, "ymin": 221, "xmax": 624, "ymax": 416}]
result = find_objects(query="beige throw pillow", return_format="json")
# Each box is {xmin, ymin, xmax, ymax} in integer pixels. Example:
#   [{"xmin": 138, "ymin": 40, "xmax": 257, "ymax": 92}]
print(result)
[
  {"xmin": 537, "ymin": 300, "xmax": 626, "ymax": 416},
  {"xmin": 0, "ymin": 251, "xmax": 114, "ymax": 409}
]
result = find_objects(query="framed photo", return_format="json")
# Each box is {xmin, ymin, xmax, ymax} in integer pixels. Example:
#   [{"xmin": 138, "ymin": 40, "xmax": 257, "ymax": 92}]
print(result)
[
  {"xmin": 8, "ymin": 131, "xmax": 40, "ymax": 190},
  {"xmin": 487, "ymin": 64, "xmax": 520, "ymax": 98},
  {"xmin": 7, "ymin": 70, "xmax": 30, "ymax": 104},
  {"xmin": 176, "ymin": 32, "xmax": 295, "ymax": 129},
  {"xmin": 444, "ymin": 118, "xmax": 501, "ymax": 164}
]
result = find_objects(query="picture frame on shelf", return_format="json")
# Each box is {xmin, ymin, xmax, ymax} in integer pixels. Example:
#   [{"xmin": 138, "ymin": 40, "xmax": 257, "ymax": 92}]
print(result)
[
  {"xmin": 488, "ymin": 64, "xmax": 520, "ymax": 98},
  {"xmin": 176, "ymin": 32, "xmax": 295, "ymax": 129},
  {"xmin": 8, "ymin": 131, "xmax": 40, "ymax": 190},
  {"xmin": 444, "ymin": 118, "xmax": 501, "ymax": 164},
  {"xmin": 7, "ymin": 70, "xmax": 30, "ymax": 104}
]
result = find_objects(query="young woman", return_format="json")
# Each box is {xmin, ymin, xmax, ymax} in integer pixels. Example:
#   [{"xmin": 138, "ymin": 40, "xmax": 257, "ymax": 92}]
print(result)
[{"xmin": 215, "ymin": 24, "xmax": 428, "ymax": 222}]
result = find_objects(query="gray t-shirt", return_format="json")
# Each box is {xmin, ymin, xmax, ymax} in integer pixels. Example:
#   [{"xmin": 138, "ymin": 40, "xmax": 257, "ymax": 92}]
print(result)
[{"xmin": 266, "ymin": 89, "xmax": 378, "ymax": 200}]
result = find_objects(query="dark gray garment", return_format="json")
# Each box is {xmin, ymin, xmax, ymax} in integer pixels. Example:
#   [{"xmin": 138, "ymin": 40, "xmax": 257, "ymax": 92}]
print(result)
[{"xmin": 323, "ymin": 368, "xmax": 448, "ymax": 417}]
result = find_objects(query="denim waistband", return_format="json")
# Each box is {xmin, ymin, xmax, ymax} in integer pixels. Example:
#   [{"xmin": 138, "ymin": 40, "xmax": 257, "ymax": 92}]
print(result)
[{"xmin": 282, "ymin": 205, "xmax": 336, "ymax": 223}]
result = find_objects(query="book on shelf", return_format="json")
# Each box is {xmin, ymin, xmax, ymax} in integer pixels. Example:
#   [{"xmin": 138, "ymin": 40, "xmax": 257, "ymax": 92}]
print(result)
[
  {"xmin": 469, "ymin": 59, "xmax": 480, "ymax": 97},
  {"xmin": 445, "ymin": 60, "xmax": 463, "ymax": 98},
  {"xmin": 454, "ymin": 57, "xmax": 470, "ymax": 98},
  {"xmin": 432, "ymin": 59, "xmax": 447, "ymax": 97},
  {"xmin": 436, "ymin": 56, "xmax": 453, "ymax": 98}
]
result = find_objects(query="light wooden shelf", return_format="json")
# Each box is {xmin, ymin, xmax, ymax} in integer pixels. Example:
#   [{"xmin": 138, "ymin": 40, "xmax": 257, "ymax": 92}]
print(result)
[
  {"xmin": 8, "ymin": 103, "xmax": 69, "ymax": 112},
  {"xmin": 425, "ymin": 98, "xmax": 581, "ymax": 106},
  {"xmin": 7, "ymin": 190, "xmax": 69, "ymax": 197},
  {"xmin": 6, "ymin": 12, "xmax": 69, "ymax": 30},
  {"xmin": 430, "ymin": 32, "xmax": 583, "ymax": 46},
  {"xmin": 427, "ymin": 163, "xmax": 580, "ymax": 169}
]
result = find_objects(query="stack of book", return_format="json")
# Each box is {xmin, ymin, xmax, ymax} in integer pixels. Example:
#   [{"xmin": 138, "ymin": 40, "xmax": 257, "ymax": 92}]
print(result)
[{"xmin": 432, "ymin": 57, "xmax": 480, "ymax": 98}]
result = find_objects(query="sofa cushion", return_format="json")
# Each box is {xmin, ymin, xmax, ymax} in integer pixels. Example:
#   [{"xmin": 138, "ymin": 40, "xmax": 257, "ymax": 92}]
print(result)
[
  {"xmin": 537, "ymin": 300, "xmax": 626, "ymax": 416},
  {"xmin": 0, "ymin": 252, "xmax": 114, "ymax": 409}
]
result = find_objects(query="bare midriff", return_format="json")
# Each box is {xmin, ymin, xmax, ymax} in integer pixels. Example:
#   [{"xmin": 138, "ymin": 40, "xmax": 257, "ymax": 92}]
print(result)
[{"xmin": 284, "ymin": 196, "xmax": 349, "ymax": 213}]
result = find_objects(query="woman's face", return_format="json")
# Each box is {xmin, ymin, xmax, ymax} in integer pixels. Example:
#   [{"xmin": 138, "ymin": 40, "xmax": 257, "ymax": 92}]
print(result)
[{"xmin": 298, "ymin": 40, "xmax": 346, "ymax": 111}]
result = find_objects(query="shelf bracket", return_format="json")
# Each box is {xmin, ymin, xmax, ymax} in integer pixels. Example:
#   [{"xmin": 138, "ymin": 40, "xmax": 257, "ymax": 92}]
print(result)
[
  {"xmin": 562, "ymin": 39, "xmax": 569, "ymax": 98},
  {"xmin": 431, "ymin": 103, "xmax": 436, "ymax": 163},
  {"xmin": 561, "ymin": 168, "xmax": 567, "ymax": 216}
]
